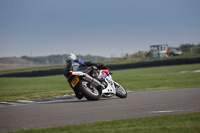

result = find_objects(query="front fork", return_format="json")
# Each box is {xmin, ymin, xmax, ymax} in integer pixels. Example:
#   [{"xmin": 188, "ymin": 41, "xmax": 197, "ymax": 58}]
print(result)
[{"xmin": 102, "ymin": 76, "xmax": 117, "ymax": 94}]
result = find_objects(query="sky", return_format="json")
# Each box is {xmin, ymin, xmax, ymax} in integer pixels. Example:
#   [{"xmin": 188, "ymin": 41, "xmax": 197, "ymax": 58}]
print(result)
[{"xmin": 0, "ymin": 0, "xmax": 200, "ymax": 58}]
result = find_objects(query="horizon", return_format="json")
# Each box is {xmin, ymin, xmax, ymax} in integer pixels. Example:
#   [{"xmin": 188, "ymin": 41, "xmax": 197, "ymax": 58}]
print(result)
[{"xmin": 0, "ymin": 50, "xmax": 148, "ymax": 58}]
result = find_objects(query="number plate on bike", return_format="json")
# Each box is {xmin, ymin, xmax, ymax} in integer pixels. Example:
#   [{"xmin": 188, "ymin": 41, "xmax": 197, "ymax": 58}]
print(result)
[{"xmin": 71, "ymin": 76, "xmax": 79, "ymax": 87}]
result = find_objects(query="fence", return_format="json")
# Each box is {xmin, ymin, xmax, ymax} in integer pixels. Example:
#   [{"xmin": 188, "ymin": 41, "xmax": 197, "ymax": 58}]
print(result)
[{"xmin": 0, "ymin": 57, "xmax": 200, "ymax": 77}]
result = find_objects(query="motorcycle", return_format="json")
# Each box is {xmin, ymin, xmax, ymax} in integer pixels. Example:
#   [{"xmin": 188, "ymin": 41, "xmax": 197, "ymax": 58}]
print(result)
[{"xmin": 64, "ymin": 61, "xmax": 127, "ymax": 101}]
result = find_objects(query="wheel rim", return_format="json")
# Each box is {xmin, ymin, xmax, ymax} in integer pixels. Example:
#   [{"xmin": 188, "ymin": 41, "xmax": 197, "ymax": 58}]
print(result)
[
  {"xmin": 82, "ymin": 81, "xmax": 99, "ymax": 96},
  {"xmin": 116, "ymin": 85, "xmax": 127, "ymax": 94}
]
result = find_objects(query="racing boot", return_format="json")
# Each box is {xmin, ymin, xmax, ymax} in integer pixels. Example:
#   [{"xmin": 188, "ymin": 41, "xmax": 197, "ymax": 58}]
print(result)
[{"xmin": 75, "ymin": 91, "xmax": 83, "ymax": 100}]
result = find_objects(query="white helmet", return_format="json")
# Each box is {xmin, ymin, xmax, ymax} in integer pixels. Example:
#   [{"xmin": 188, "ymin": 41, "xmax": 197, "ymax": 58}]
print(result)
[{"xmin": 66, "ymin": 53, "xmax": 77, "ymax": 62}]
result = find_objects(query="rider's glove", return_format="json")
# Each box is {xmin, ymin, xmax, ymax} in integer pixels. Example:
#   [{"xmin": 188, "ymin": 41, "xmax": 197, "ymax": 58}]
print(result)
[{"xmin": 97, "ymin": 63, "xmax": 104, "ymax": 68}]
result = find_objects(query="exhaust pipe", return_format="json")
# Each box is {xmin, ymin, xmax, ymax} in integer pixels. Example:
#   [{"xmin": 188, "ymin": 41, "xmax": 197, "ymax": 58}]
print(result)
[{"xmin": 83, "ymin": 74, "xmax": 102, "ymax": 87}]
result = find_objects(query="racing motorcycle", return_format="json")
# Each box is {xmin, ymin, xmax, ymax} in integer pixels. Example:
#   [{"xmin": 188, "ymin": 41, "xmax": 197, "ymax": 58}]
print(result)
[{"xmin": 64, "ymin": 61, "xmax": 127, "ymax": 101}]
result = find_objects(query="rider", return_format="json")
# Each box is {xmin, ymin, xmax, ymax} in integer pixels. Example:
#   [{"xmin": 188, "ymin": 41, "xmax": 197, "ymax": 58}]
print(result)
[{"xmin": 64, "ymin": 53, "xmax": 104, "ymax": 78}]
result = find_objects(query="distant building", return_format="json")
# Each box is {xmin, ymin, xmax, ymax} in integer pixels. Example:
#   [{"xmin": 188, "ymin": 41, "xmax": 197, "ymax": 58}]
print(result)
[{"xmin": 150, "ymin": 44, "xmax": 168, "ymax": 59}]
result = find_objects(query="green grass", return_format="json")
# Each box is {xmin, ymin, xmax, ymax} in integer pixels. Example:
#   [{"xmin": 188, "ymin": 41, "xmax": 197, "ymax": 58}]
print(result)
[
  {"xmin": 113, "ymin": 63, "xmax": 200, "ymax": 91},
  {"xmin": 0, "ymin": 64, "xmax": 200, "ymax": 102},
  {"xmin": 7, "ymin": 112, "xmax": 200, "ymax": 133},
  {"xmin": 0, "ymin": 75, "xmax": 73, "ymax": 102}
]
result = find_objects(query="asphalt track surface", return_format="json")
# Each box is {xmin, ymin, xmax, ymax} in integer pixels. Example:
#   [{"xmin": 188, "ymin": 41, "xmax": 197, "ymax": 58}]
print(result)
[{"xmin": 0, "ymin": 88, "xmax": 200, "ymax": 132}]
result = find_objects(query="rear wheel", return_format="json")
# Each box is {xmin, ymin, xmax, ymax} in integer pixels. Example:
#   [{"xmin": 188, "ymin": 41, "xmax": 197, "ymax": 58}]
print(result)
[
  {"xmin": 115, "ymin": 83, "xmax": 127, "ymax": 98},
  {"xmin": 78, "ymin": 80, "xmax": 101, "ymax": 101}
]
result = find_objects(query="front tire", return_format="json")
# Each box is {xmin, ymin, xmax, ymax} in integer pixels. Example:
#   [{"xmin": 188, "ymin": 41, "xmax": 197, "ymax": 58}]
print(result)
[
  {"xmin": 115, "ymin": 83, "xmax": 127, "ymax": 98},
  {"xmin": 78, "ymin": 80, "xmax": 101, "ymax": 101}
]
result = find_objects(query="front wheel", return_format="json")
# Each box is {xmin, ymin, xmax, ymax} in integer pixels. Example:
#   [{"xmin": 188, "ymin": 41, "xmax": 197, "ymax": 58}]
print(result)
[
  {"xmin": 78, "ymin": 80, "xmax": 101, "ymax": 101},
  {"xmin": 115, "ymin": 83, "xmax": 127, "ymax": 98}
]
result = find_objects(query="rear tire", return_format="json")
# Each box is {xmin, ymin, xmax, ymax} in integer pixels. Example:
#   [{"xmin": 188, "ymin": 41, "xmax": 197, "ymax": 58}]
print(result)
[
  {"xmin": 78, "ymin": 80, "xmax": 101, "ymax": 101},
  {"xmin": 115, "ymin": 83, "xmax": 127, "ymax": 98}
]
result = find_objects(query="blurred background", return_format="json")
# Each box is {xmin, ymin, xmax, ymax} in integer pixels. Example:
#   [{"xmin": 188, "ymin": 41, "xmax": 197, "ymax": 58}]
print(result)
[{"xmin": 0, "ymin": 0, "xmax": 200, "ymax": 70}]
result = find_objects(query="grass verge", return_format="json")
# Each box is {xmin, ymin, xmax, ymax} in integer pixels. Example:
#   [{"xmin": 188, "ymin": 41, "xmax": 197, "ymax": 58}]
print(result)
[
  {"xmin": 0, "ymin": 64, "xmax": 200, "ymax": 102},
  {"xmin": 7, "ymin": 112, "xmax": 200, "ymax": 133},
  {"xmin": 113, "ymin": 63, "xmax": 200, "ymax": 91}
]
